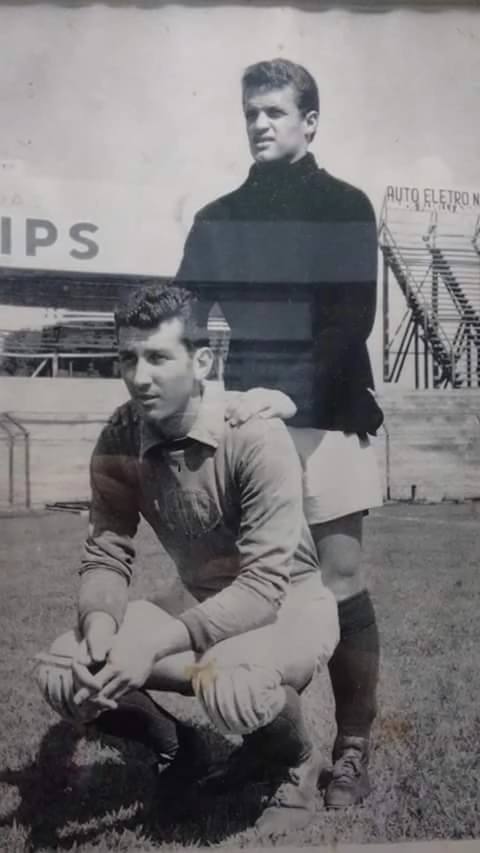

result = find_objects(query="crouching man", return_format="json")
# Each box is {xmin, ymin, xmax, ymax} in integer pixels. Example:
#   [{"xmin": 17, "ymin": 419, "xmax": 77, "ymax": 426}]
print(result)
[{"xmin": 35, "ymin": 283, "xmax": 339, "ymax": 838}]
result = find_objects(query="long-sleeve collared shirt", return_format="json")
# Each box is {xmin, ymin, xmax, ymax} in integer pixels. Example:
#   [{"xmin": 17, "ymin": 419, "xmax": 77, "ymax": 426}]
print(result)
[{"xmin": 78, "ymin": 386, "xmax": 322, "ymax": 654}]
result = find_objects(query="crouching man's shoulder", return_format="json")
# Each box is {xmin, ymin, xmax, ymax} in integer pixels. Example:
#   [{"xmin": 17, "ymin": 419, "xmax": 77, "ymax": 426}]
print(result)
[
  {"xmin": 89, "ymin": 401, "xmax": 141, "ymax": 501},
  {"xmin": 225, "ymin": 416, "xmax": 299, "ymax": 470},
  {"xmin": 95, "ymin": 400, "xmax": 140, "ymax": 456}
]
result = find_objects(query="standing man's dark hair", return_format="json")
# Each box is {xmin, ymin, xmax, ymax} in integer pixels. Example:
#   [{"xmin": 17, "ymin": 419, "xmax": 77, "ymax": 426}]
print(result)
[
  {"xmin": 242, "ymin": 58, "xmax": 320, "ymax": 116},
  {"xmin": 176, "ymin": 57, "xmax": 384, "ymax": 814}
]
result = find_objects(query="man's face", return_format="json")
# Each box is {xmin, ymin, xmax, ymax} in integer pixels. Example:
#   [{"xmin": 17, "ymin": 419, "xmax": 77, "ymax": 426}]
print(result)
[
  {"xmin": 118, "ymin": 318, "xmax": 202, "ymax": 427},
  {"xmin": 243, "ymin": 84, "xmax": 317, "ymax": 164}
]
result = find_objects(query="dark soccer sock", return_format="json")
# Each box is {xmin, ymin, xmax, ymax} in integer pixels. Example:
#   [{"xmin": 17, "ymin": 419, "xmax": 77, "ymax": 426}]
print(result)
[
  {"xmin": 328, "ymin": 589, "xmax": 380, "ymax": 741},
  {"xmin": 253, "ymin": 685, "xmax": 313, "ymax": 767},
  {"xmin": 91, "ymin": 689, "xmax": 180, "ymax": 763}
]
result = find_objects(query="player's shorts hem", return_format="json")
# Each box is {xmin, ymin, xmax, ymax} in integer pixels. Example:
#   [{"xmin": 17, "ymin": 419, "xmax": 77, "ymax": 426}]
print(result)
[
  {"xmin": 288, "ymin": 427, "xmax": 384, "ymax": 526},
  {"xmin": 304, "ymin": 497, "xmax": 384, "ymax": 526}
]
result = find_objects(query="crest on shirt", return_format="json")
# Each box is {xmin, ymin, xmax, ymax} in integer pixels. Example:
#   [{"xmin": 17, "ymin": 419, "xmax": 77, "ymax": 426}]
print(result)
[{"xmin": 154, "ymin": 488, "xmax": 221, "ymax": 539}]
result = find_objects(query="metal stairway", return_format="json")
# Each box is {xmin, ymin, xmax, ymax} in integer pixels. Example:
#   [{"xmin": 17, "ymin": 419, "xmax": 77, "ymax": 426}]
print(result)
[
  {"xmin": 424, "ymin": 213, "xmax": 480, "ymax": 332},
  {"xmin": 380, "ymin": 222, "xmax": 464, "ymax": 386},
  {"xmin": 380, "ymin": 203, "xmax": 480, "ymax": 389}
]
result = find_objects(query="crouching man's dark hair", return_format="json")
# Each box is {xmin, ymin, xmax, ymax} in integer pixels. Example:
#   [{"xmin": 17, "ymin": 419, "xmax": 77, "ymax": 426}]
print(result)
[{"xmin": 114, "ymin": 281, "xmax": 209, "ymax": 352}]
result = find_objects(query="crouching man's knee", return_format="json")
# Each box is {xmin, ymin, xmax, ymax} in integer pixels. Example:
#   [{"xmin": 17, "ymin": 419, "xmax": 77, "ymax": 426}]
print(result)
[
  {"xmin": 35, "ymin": 629, "xmax": 100, "ymax": 724},
  {"xmin": 191, "ymin": 661, "xmax": 286, "ymax": 737}
]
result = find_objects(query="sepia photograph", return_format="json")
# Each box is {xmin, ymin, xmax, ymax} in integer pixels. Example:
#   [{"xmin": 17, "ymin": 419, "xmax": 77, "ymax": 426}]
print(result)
[{"xmin": 0, "ymin": 2, "xmax": 479, "ymax": 851}]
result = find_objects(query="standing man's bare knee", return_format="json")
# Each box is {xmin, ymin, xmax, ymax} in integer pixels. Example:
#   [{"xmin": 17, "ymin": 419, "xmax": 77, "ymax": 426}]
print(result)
[{"xmin": 311, "ymin": 512, "xmax": 364, "ymax": 602}]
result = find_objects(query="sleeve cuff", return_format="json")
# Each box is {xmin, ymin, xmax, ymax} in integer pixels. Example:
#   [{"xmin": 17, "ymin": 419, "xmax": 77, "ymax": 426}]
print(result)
[{"xmin": 177, "ymin": 607, "xmax": 215, "ymax": 656}]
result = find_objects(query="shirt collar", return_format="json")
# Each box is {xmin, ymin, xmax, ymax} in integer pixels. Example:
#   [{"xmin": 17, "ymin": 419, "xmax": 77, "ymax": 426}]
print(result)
[{"xmin": 139, "ymin": 381, "xmax": 226, "ymax": 457}]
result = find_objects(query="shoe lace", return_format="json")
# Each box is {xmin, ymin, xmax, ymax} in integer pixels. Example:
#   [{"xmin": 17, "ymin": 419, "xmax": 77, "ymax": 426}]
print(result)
[{"xmin": 332, "ymin": 748, "xmax": 363, "ymax": 782}]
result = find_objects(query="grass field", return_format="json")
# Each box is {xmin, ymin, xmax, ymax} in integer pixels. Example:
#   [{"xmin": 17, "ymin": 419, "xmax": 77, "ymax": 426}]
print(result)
[{"xmin": 1, "ymin": 503, "xmax": 479, "ymax": 851}]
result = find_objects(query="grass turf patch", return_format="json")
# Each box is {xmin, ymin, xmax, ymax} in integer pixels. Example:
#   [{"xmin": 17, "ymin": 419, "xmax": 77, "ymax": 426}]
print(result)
[{"xmin": 0, "ymin": 504, "xmax": 479, "ymax": 850}]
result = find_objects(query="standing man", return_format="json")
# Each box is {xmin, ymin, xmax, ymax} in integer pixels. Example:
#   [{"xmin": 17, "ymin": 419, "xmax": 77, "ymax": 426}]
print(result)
[
  {"xmin": 176, "ymin": 58, "xmax": 384, "ymax": 808},
  {"xmin": 35, "ymin": 283, "xmax": 339, "ymax": 838}
]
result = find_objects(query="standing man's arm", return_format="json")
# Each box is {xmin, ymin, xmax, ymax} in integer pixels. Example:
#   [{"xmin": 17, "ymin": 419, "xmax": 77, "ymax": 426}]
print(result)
[
  {"xmin": 176, "ymin": 214, "xmax": 207, "ymax": 285},
  {"xmin": 77, "ymin": 424, "xmax": 140, "ymax": 663},
  {"xmin": 312, "ymin": 195, "xmax": 378, "ymax": 400},
  {"xmin": 314, "ymin": 196, "xmax": 377, "ymax": 360},
  {"xmin": 176, "ymin": 213, "xmax": 216, "ymax": 322}
]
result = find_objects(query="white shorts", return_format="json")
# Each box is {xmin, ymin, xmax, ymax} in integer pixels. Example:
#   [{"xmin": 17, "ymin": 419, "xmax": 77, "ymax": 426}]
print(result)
[
  {"xmin": 201, "ymin": 573, "xmax": 339, "ymax": 679},
  {"xmin": 288, "ymin": 428, "xmax": 383, "ymax": 526},
  {"xmin": 149, "ymin": 572, "xmax": 338, "ymax": 682}
]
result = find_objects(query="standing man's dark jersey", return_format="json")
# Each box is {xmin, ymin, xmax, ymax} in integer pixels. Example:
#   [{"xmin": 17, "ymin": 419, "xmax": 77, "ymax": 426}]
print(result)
[
  {"xmin": 177, "ymin": 152, "xmax": 383, "ymax": 434},
  {"xmin": 176, "ymin": 57, "xmax": 383, "ymax": 810}
]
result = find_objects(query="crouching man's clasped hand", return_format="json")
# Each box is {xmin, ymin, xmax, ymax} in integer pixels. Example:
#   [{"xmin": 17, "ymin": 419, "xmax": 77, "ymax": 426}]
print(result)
[
  {"xmin": 70, "ymin": 608, "xmax": 191, "ymax": 713},
  {"xmin": 35, "ymin": 611, "xmax": 160, "ymax": 718},
  {"xmin": 72, "ymin": 629, "xmax": 159, "ymax": 711}
]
